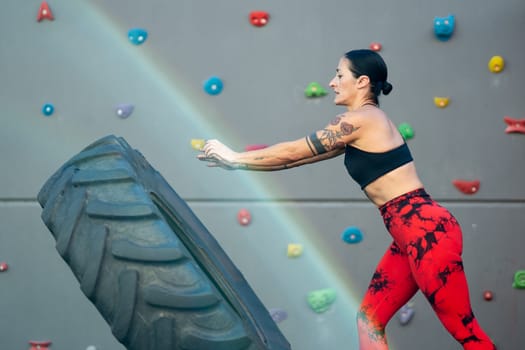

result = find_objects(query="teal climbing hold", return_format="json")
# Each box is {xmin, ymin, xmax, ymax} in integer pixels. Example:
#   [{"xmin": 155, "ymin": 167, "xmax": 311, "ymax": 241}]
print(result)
[
  {"xmin": 307, "ymin": 288, "xmax": 336, "ymax": 313},
  {"xmin": 128, "ymin": 28, "xmax": 148, "ymax": 45},
  {"xmin": 341, "ymin": 226, "xmax": 363, "ymax": 244},
  {"xmin": 42, "ymin": 103, "xmax": 54, "ymax": 116},
  {"xmin": 305, "ymin": 82, "xmax": 327, "ymax": 98},
  {"xmin": 204, "ymin": 76, "xmax": 224, "ymax": 95},
  {"xmin": 512, "ymin": 270, "xmax": 525, "ymax": 289},
  {"xmin": 398, "ymin": 122, "xmax": 414, "ymax": 140}
]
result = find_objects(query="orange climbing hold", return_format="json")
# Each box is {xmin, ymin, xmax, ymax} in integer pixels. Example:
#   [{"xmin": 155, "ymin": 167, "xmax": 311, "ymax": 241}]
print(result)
[{"xmin": 37, "ymin": 1, "xmax": 54, "ymax": 22}]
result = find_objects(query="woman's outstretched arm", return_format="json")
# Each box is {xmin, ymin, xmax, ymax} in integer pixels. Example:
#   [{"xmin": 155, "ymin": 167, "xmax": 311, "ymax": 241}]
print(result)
[{"xmin": 197, "ymin": 113, "xmax": 362, "ymax": 171}]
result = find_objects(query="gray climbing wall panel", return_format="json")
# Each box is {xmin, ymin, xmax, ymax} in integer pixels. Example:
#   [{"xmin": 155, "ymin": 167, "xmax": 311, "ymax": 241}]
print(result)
[{"xmin": 0, "ymin": 0, "xmax": 524, "ymax": 349}]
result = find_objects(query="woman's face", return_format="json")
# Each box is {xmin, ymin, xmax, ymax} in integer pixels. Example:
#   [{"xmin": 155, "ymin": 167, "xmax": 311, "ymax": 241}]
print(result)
[{"xmin": 329, "ymin": 58, "xmax": 358, "ymax": 106}]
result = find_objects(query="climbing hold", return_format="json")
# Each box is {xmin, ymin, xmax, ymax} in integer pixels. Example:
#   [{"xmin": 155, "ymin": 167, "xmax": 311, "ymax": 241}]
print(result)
[
  {"xmin": 287, "ymin": 243, "xmax": 303, "ymax": 258},
  {"xmin": 398, "ymin": 122, "xmax": 414, "ymax": 140},
  {"xmin": 452, "ymin": 179, "xmax": 480, "ymax": 195},
  {"xmin": 29, "ymin": 341, "xmax": 52, "ymax": 350},
  {"xmin": 269, "ymin": 308, "xmax": 288, "ymax": 323},
  {"xmin": 128, "ymin": 28, "xmax": 148, "ymax": 45},
  {"xmin": 369, "ymin": 42, "xmax": 382, "ymax": 52},
  {"xmin": 245, "ymin": 144, "xmax": 268, "ymax": 152},
  {"xmin": 341, "ymin": 226, "xmax": 363, "ymax": 244},
  {"xmin": 483, "ymin": 290, "xmax": 494, "ymax": 301},
  {"xmin": 191, "ymin": 139, "xmax": 206, "ymax": 151},
  {"xmin": 42, "ymin": 103, "xmax": 54, "ymax": 116},
  {"xmin": 305, "ymin": 82, "xmax": 328, "ymax": 98},
  {"xmin": 512, "ymin": 270, "xmax": 525, "ymax": 289},
  {"xmin": 434, "ymin": 14, "xmax": 455, "ymax": 41},
  {"xmin": 37, "ymin": 1, "xmax": 54, "ymax": 22},
  {"xmin": 503, "ymin": 116, "xmax": 525, "ymax": 134},
  {"xmin": 86, "ymin": 347, "xmax": 96, "ymax": 350},
  {"xmin": 434, "ymin": 97, "xmax": 450, "ymax": 108},
  {"xmin": 0, "ymin": 262, "xmax": 8, "ymax": 272},
  {"xmin": 398, "ymin": 304, "xmax": 415, "ymax": 325},
  {"xmin": 203, "ymin": 76, "xmax": 224, "ymax": 95},
  {"xmin": 249, "ymin": 11, "xmax": 270, "ymax": 27},
  {"xmin": 237, "ymin": 209, "xmax": 251, "ymax": 226},
  {"xmin": 307, "ymin": 288, "xmax": 336, "ymax": 314},
  {"xmin": 115, "ymin": 104, "xmax": 134, "ymax": 119},
  {"xmin": 488, "ymin": 56, "xmax": 505, "ymax": 73}
]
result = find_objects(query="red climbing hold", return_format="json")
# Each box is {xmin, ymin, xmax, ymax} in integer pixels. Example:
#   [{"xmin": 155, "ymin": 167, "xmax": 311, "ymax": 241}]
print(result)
[
  {"xmin": 237, "ymin": 209, "xmax": 252, "ymax": 226},
  {"xmin": 503, "ymin": 116, "xmax": 525, "ymax": 134},
  {"xmin": 0, "ymin": 262, "xmax": 8, "ymax": 272},
  {"xmin": 37, "ymin": 1, "xmax": 54, "ymax": 22},
  {"xmin": 369, "ymin": 42, "xmax": 382, "ymax": 52},
  {"xmin": 249, "ymin": 11, "xmax": 270, "ymax": 27},
  {"xmin": 452, "ymin": 179, "xmax": 480, "ymax": 195},
  {"xmin": 29, "ymin": 340, "xmax": 52, "ymax": 350},
  {"xmin": 483, "ymin": 290, "xmax": 494, "ymax": 301}
]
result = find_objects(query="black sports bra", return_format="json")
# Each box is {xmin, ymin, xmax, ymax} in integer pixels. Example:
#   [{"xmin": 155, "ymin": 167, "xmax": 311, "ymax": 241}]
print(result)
[{"xmin": 344, "ymin": 142, "xmax": 413, "ymax": 189}]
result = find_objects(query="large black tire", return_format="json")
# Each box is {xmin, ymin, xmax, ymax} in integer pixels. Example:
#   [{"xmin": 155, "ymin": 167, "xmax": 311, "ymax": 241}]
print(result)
[{"xmin": 37, "ymin": 135, "xmax": 290, "ymax": 350}]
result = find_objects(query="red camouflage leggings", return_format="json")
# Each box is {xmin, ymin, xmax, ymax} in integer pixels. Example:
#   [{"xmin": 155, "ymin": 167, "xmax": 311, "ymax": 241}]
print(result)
[{"xmin": 357, "ymin": 189, "xmax": 495, "ymax": 350}]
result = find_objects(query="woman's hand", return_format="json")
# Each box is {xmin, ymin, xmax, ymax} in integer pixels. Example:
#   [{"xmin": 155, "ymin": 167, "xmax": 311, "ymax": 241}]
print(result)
[{"xmin": 197, "ymin": 139, "xmax": 241, "ymax": 170}]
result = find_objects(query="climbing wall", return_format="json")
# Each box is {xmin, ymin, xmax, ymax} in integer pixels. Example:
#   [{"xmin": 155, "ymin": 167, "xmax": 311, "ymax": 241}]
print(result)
[{"xmin": 1, "ymin": 0, "xmax": 524, "ymax": 349}]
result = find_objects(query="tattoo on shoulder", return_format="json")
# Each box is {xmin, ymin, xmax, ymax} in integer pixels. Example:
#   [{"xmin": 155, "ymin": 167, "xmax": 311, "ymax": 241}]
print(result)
[
  {"xmin": 307, "ymin": 116, "xmax": 359, "ymax": 154},
  {"xmin": 320, "ymin": 119, "xmax": 359, "ymax": 151}
]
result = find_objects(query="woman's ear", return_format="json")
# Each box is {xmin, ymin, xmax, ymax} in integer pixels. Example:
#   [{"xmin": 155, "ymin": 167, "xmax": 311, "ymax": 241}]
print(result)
[{"xmin": 356, "ymin": 75, "xmax": 371, "ymax": 89}]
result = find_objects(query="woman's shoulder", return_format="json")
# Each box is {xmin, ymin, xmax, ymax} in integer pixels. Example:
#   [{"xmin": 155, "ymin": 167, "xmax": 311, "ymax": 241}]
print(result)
[{"xmin": 338, "ymin": 108, "xmax": 389, "ymax": 128}]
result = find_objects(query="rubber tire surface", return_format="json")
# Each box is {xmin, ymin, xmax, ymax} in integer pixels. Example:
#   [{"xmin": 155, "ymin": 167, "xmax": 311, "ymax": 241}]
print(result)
[{"xmin": 37, "ymin": 135, "xmax": 290, "ymax": 350}]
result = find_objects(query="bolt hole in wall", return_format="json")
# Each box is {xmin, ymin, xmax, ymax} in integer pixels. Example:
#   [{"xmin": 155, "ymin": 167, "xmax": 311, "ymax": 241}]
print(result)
[{"xmin": 0, "ymin": 1, "xmax": 524, "ymax": 350}]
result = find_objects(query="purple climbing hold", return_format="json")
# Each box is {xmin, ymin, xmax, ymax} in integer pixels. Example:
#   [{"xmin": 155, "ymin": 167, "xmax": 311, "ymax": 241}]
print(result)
[
  {"xmin": 115, "ymin": 104, "xmax": 134, "ymax": 119},
  {"xmin": 269, "ymin": 308, "xmax": 288, "ymax": 323},
  {"xmin": 398, "ymin": 304, "xmax": 415, "ymax": 325}
]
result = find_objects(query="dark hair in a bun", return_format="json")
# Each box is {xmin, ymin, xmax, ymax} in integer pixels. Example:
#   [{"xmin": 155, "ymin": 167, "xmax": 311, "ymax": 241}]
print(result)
[{"xmin": 344, "ymin": 49, "xmax": 393, "ymax": 105}]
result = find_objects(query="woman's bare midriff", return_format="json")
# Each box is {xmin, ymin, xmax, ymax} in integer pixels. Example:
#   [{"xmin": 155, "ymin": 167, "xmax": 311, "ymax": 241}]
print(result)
[{"xmin": 363, "ymin": 162, "xmax": 425, "ymax": 207}]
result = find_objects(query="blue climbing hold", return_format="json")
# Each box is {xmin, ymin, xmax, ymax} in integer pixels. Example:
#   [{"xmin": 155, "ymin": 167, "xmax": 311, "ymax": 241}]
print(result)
[
  {"xmin": 128, "ymin": 28, "xmax": 148, "ymax": 45},
  {"xmin": 434, "ymin": 14, "xmax": 455, "ymax": 41},
  {"xmin": 341, "ymin": 226, "xmax": 363, "ymax": 244},
  {"xmin": 203, "ymin": 76, "xmax": 224, "ymax": 95},
  {"xmin": 115, "ymin": 104, "xmax": 134, "ymax": 119},
  {"xmin": 42, "ymin": 103, "xmax": 54, "ymax": 116}
]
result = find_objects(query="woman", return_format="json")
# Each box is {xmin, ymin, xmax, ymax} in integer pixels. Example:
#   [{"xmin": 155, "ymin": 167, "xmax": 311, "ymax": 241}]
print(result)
[{"xmin": 197, "ymin": 49, "xmax": 495, "ymax": 350}]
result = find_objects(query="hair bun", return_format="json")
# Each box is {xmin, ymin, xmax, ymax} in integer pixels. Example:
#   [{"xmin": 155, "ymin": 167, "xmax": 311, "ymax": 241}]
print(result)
[{"xmin": 382, "ymin": 81, "xmax": 393, "ymax": 95}]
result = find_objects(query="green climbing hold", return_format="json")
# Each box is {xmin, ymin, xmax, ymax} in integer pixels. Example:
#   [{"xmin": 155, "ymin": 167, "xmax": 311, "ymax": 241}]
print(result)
[
  {"xmin": 398, "ymin": 122, "xmax": 414, "ymax": 140},
  {"xmin": 305, "ymin": 82, "xmax": 328, "ymax": 98},
  {"xmin": 307, "ymin": 288, "xmax": 336, "ymax": 313},
  {"xmin": 512, "ymin": 270, "xmax": 525, "ymax": 289}
]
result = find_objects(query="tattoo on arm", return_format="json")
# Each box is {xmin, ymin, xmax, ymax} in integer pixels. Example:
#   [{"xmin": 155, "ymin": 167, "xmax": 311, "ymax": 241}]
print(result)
[
  {"xmin": 307, "ymin": 133, "xmax": 326, "ymax": 155},
  {"xmin": 308, "ymin": 119, "xmax": 359, "ymax": 155}
]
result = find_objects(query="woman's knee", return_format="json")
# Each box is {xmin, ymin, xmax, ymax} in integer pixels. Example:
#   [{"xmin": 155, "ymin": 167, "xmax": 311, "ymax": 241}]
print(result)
[{"xmin": 357, "ymin": 306, "xmax": 386, "ymax": 338}]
